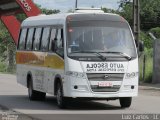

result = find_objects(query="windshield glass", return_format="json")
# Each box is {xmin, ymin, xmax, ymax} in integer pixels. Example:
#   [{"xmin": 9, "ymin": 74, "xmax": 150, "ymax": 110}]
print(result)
[{"xmin": 67, "ymin": 21, "xmax": 137, "ymax": 61}]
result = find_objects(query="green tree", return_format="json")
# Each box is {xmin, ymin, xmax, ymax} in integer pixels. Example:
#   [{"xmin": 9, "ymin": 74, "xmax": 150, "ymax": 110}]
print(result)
[
  {"xmin": 140, "ymin": 32, "xmax": 153, "ymax": 49},
  {"xmin": 150, "ymin": 27, "xmax": 160, "ymax": 39},
  {"xmin": 16, "ymin": 14, "xmax": 26, "ymax": 22},
  {"xmin": 101, "ymin": 7, "xmax": 117, "ymax": 13},
  {"xmin": 41, "ymin": 8, "xmax": 60, "ymax": 15},
  {"xmin": 118, "ymin": 0, "xmax": 132, "ymax": 7},
  {"xmin": 16, "ymin": 5, "xmax": 60, "ymax": 22},
  {"xmin": 140, "ymin": 0, "xmax": 160, "ymax": 30},
  {"xmin": 117, "ymin": 2, "xmax": 133, "ymax": 26},
  {"xmin": 118, "ymin": 0, "xmax": 160, "ymax": 30},
  {"xmin": 0, "ymin": 21, "xmax": 12, "ymax": 58}
]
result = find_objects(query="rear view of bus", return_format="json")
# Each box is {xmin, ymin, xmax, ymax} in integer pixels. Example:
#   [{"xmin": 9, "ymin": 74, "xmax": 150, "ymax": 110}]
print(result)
[{"xmin": 64, "ymin": 12, "xmax": 138, "ymax": 108}]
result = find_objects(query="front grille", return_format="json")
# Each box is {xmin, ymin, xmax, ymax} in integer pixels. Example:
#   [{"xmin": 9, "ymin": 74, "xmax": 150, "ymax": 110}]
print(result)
[
  {"xmin": 91, "ymin": 85, "xmax": 121, "ymax": 92},
  {"xmin": 87, "ymin": 73, "xmax": 124, "ymax": 81},
  {"xmin": 87, "ymin": 73, "xmax": 124, "ymax": 92}
]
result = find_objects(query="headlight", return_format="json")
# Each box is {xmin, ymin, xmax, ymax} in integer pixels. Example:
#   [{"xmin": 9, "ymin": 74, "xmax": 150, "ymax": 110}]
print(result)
[
  {"xmin": 66, "ymin": 71, "xmax": 86, "ymax": 78},
  {"xmin": 125, "ymin": 72, "xmax": 138, "ymax": 79}
]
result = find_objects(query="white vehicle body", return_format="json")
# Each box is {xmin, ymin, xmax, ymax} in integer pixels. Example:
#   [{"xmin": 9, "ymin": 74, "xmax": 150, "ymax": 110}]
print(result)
[{"xmin": 16, "ymin": 10, "xmax": 138, "ymax": 108}]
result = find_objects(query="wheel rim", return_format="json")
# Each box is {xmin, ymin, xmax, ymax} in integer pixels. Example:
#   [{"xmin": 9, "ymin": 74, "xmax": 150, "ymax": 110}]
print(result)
[{"xmin": 57, "ymin": 87, "xmax": 62, "ymax": 105}]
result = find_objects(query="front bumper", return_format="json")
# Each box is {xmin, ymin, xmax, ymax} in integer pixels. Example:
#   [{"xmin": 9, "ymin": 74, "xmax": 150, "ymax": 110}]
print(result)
[{"xmin": 63, "ymin": 76, "xmax": 138, "ymax": 98}]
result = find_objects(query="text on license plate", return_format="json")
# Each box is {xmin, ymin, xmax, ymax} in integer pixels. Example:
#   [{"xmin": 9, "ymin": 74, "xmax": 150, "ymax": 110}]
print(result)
[{"xmin": 98, "ymin": 82, "xmax": 113, "ymax": 87}]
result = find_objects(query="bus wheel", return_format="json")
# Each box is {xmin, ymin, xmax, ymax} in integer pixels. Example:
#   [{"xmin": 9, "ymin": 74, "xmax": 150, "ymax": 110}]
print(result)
[
  {"xmin": 56, "ymin": 83, "xmax": 66, "ymax": 108},
  {"xmin": 28, "ymin": 80, "xmax": 46, "ymax": 101},
  {"xmin": 119, "ymin": 97, "xmax": 132, "ymax": 108}
]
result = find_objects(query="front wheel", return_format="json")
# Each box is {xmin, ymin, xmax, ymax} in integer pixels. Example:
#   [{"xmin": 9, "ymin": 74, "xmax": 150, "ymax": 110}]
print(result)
[
  {"xmin": 119, "ymin": 97, "xmax": 132, "ymax": 108},
  {"xmin": 56, "ymin": 83, "xmax": 66, "ymax": 108}
]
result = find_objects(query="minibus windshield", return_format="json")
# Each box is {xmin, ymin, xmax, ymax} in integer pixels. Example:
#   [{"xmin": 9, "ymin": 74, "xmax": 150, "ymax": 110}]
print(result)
[{"xmin": 67, "ymin": 21, "xmax": 137, "ymax": 61}]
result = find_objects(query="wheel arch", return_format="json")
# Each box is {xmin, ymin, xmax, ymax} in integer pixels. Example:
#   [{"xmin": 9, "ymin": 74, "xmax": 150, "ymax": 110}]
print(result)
[
  {"xmin": 54, "ymin": 74, "xmax": 63, "ymax": 95},
  {"xmin": 27, "ymin": 71, "xmax": 33, "ymax": 88}
]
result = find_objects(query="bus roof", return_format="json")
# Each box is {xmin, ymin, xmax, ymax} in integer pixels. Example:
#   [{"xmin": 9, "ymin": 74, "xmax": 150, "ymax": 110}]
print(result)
[{"xmin": 21, "ymin": 13, "xmax": 126, "ymax": 27}]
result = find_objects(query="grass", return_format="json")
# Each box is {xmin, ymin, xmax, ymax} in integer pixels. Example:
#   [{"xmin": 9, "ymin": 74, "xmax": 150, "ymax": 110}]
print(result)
[{"xmin": 139, "ymin": 49, "xmax": 153, "ymax": 83}]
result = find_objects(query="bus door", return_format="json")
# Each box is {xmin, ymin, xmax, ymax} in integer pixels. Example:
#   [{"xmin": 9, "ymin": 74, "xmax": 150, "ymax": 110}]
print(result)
[{"xmin": 46, "ymin": 28, "xmax": 64, "ymax": 93}]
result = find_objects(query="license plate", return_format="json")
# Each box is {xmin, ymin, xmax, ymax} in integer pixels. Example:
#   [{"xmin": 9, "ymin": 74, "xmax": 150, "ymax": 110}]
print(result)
[{"xmin": 98, "ymin": 82, "xmax": 113, "ymax": 87}]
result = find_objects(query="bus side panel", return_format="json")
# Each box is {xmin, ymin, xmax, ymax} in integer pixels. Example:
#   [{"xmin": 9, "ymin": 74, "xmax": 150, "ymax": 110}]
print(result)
[
  {"xmin": 45, "ymin": 53, "xmax": 64, "ymax": 94},
  {"xmin": 16, "ymin": 52, "xmax": 28, "ymax": 87},
  {"xmin": 16, "ymin": 51, "xmax": 64, "ymax": 94},
  {"xmin": 17, "ymin": 64, "xmax": 27, "ymax": 87},
  {"xmin": 16, "ymin": 51, "xmax": 47, "ymax": 91}
]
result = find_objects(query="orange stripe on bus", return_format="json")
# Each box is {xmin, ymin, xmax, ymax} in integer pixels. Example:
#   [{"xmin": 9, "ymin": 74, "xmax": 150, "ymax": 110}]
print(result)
[{"xmin": 16, "ymin": 51, "xmax": 64, "ymax": 69}]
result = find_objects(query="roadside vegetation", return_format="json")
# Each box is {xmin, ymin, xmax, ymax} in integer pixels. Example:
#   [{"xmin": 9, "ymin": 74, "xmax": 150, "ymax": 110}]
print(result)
[
  {"xmin": 120, "ymin": 0, "xmax": 160, "ymax": 83},
  {"xmin": 102, "ymin": 0, "xmax": 160, "ymax": 83},
  {"xmin": 0, "ymin": 0, "xmax": 160, "ymax": 83},
  {"xmin": 0, "ymin": 60, "xmax": 6, "ymax": 72}
]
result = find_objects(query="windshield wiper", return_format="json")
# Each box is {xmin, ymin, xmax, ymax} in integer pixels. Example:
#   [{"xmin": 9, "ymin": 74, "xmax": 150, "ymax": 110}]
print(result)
[
  {"xmin": 101, "ymin": 51, "xmax": 132, "ymax": 60},
  {"xmin": 72, "ymin": 50, "xmax": 107, "ymax": 61}
]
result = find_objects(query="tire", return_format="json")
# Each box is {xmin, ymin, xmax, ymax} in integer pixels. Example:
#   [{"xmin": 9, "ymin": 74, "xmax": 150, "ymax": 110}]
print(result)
[
  {"xmin": 119, "ymin": 97, "xmax": 132, "ymax": 108},
  {"xmin": 28, "ymin": 79, "xmax": 46, "ymax": 101},
  {"xmin": 56, "ymin": 83, "xmax": 66, "ymax": 108}
]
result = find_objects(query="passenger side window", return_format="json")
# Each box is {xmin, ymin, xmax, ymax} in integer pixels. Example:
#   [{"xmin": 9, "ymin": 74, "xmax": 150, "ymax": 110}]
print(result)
[
  {"xmin": 49, "ymin": 28, "xmax": 56, "ymax": 51},
  {"xmin": 41, "ymin": 27, "xmax": 50, "ymax": 52},
  {"xmin": 26, "ymin": 28, "xmax": 35, "ymax": 50},
  {"xmin": 33, "ymin": 28, "xmax": 42, "ymax": 51},
  {"xmin": 55, "ymin": 29, "xmax": 64, "ymax": 57},
  {"xmin": 18, "ymin": 28, "xmax": 27, "ymax": 50}
]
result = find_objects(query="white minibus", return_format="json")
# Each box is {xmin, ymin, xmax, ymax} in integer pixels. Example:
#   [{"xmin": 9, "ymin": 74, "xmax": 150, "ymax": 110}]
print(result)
[{"xmin": 17, "ymin": 9, "xmax": 139, "ymax": 108}]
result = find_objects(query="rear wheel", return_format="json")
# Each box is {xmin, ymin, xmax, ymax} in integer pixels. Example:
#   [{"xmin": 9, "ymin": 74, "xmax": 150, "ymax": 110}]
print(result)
[
  {"xmin": 119, "ymin": 97, "xmax": 132, "ymax": 108},
  {"xmin": 28, "ymin": 79, "xmax": 46, "ymax": 101},
  {"xmin": 56, "ymin": 83, "xmax": 66, "ymax": 108}
]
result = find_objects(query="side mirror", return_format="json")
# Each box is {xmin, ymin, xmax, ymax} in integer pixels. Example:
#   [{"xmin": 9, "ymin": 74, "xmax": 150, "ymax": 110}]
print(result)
[
  {"xmin": 139, "ymin": 41, "xmax": 144, "ymax": 52},
  {"xmin": 51, "ymin": 39, "xmax": 57, "ymax": 52}
]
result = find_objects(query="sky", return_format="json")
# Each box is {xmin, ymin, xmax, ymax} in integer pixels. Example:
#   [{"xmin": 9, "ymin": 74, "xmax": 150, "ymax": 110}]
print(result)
[{"xmin": 33, "ymin": 0, "xmax": 120, "ymax": 12}]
